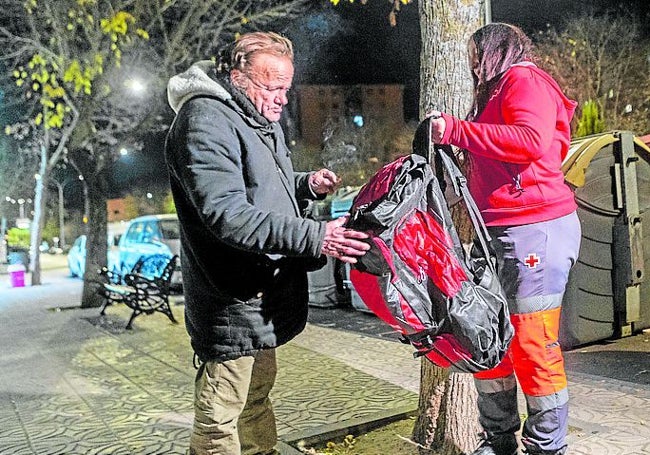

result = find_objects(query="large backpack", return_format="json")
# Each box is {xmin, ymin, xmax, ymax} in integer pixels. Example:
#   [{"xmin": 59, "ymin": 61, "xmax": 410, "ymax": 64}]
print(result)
[{"xmin": 345, "ymin": 138, "xmax": 514, "ymax": 373}]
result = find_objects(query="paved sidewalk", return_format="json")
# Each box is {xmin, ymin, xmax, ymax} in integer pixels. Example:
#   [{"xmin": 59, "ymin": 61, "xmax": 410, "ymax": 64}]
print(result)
[{"xmin": 0, "ymin": 267, "xmax": 649, "ymax": 454}]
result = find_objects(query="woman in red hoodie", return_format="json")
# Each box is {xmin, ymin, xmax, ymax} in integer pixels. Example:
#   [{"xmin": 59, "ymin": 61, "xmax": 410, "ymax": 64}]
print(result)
[{"xmin": 428, "ymin": 23, "xmax": 581, "ymax": 455}]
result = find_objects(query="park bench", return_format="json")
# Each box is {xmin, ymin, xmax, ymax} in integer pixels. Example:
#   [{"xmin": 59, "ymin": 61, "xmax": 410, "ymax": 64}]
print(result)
[{"xmin": 98, "ymin": 254, "xmax": 179, "ymax": 330}]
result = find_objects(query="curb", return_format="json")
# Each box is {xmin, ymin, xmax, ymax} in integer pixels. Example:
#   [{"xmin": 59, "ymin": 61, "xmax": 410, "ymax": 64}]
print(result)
[{"xmin": 279, "ymin": 405, "xmax": 417, "ymax": 454}]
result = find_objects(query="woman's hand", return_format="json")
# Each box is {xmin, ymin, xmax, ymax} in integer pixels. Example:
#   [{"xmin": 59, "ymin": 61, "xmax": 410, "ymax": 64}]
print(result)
[{"xmin": 425, "ymin": 110, "xmax": 446, "ymax": 144}]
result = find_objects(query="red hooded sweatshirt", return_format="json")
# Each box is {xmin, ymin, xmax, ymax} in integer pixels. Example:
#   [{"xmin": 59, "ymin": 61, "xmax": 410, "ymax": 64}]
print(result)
[{"xmin": 440, "ymin": 63, "xmax": 578, "ymax": 226}]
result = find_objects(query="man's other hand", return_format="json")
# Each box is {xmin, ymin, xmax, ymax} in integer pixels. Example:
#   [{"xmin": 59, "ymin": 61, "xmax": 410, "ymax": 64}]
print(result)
[
  {"xmin": 309, "ymin": 169, "xmax": 341, "ymax": 195},
  {"xmin": 321, "ymin": 216, "xmax": 370, "ymax": 264}
]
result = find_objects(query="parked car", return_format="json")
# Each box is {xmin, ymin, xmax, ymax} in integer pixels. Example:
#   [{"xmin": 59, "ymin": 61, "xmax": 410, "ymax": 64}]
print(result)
[
  {"xmin": 7, "ymin": 245, "xmax": 30, "ymax": 267},
  {"xmin": 67, "ymin": 215, "xmax": 182, "ymax": 291},
  {"xmin": 112, "ymin": 214, "xmax": 182, "ymax": 292},
  {"xmin": 67, "ymin": 235, "xmax": 87, "ymax": 278},
  {"xmin": 67, "ymin": 221, "xmax": 128, "ymax": 278}
]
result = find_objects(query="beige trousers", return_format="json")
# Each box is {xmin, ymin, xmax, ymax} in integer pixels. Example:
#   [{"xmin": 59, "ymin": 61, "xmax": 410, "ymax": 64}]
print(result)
[{"xmin": 189, "ymin": 349, "xmax": 278, "ymax": 455}]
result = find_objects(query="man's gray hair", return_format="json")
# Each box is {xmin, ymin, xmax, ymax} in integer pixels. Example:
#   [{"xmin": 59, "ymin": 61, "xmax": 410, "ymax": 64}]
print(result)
[{"xmin": 230, "ymin": 32, "xmax": 293, "ymax": 73}]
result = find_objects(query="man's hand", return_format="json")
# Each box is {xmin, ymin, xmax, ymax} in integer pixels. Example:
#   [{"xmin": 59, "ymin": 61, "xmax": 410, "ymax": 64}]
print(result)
[
  {"xmin": 309, "ymin": 168, "xmax": 341, "ymax": 195},
  {"xmin": 321, "ymin": 216, "xmax": 370, "ymax": 264}
]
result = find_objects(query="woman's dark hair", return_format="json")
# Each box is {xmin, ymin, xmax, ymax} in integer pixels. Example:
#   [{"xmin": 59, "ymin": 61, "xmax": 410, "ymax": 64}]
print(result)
[{"xmin": 468, "ymin": 23, "xmax": 534, "ymax": 120}]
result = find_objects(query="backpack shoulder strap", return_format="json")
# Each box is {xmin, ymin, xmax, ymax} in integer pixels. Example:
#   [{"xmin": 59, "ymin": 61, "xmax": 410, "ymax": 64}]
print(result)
[{"xmin": 426, "ymin": 122, "xmax": 497, "ymax": 276}]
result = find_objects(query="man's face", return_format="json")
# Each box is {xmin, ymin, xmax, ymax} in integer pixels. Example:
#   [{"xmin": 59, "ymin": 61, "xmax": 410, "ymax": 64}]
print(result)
[{"xmin": 236, "ymin": 53, "xmax": 294, "ymax": 122}]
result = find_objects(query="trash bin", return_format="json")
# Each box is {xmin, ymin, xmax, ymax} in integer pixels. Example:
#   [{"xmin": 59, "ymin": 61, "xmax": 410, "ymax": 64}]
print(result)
[
  {"xmin": 343, "ymin": 263, "xmax": 372, "ymax": 313},
  {"xmin": 330, "ymin": 186, "xmax": 361, "ymax": 218},
  {"xmin": 7, "ymin": 264, "xmax": 26, "ymax": 288},
  {"xmin": 307, "ymin": 256, "xmax": 347, "ymax": 308},
  {"xmin": 560, "ymin": 131, "xmax": 650, "ymax": 349}
]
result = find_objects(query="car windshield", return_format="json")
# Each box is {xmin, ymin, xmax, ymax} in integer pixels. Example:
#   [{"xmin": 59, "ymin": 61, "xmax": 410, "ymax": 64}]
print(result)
[{"xmin": 159, "ymin": 220, "xmax": 180, "ymax": 240}]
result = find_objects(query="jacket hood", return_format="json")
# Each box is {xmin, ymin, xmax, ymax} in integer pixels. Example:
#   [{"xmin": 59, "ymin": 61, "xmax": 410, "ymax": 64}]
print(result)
[
  {"xmin": 167, "ymin": 60, "xmax": 231, "ymax": 114},
  {"xmin": 511, "ymin": 62, "xmax": 577, "ymax": 119}
]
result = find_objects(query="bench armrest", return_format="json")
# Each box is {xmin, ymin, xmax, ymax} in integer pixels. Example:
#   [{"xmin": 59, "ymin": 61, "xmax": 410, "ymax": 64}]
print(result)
[{"xmin": 98, "ymin": 266, "xmax": 124, "ymax": 285}]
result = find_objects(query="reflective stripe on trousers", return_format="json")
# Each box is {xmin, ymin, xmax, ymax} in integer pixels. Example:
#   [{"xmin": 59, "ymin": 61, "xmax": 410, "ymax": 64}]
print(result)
[{"xmin": 473, "ymin": 212, "xmax": 581, "ymax": 453}]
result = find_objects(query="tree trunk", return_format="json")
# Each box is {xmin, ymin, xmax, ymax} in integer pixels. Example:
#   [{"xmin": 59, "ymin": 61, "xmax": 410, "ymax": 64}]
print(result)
[
  {"xmin": 29, "ymin": 144, "xmax": 50, "ymax": 286},
  {"xmin": 414, "ymin": 363, "xmax": 480, "ymax": 455},
  {"xmin": 413, "ymin": 1, "xmax": 486, "ymax": 453},
  {"xmin": 80, "ymin": 172, "xmax": 109, "ymax": 308}
]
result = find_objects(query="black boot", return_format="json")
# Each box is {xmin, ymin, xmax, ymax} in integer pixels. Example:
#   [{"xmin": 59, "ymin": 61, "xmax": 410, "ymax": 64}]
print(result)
[
  {"xmin": 521, "ymin": 441, "xmax": 566, "ymax": 455},
  {"xmin": 471, "ymin": 432, "xmax": 518, "ymax": 455}
]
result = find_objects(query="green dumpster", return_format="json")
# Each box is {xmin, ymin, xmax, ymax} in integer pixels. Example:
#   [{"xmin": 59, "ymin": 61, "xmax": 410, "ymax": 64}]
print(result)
[{"xmin": 560, "ymin": 131, "xmax": 649, "ymax": 349}]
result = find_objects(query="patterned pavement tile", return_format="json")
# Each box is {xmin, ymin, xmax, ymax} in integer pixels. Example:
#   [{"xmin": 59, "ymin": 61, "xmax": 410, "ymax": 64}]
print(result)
[
  {"xmin": 2, "ymin": 280, "xmax": 650, "ymax": 454},
  {"xmin": 0, "ymin": 301, "xmax": 420, "ymax": 454},
  {"xmin": 274, "ymin": 341, "xmax": 418, "ymax": 437}
]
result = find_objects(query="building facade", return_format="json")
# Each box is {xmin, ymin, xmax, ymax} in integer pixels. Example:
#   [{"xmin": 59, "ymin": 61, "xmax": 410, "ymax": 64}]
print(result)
[{"xmin": 296, "ymin": 84, "xmax": 405, "ymax": 145}]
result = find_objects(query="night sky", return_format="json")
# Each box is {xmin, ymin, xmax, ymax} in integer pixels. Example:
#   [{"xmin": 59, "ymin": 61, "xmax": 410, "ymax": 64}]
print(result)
[
  {"xmin": 296, "ymin": 0, "xmax": 650, "ymax": 122},
  {"xmin": 493, "ymin": 0, "xmax": 650, "ymax": 35},
  {"xmin": 126, "ymin": 0, "xmax": 650, "ymax": 195}
]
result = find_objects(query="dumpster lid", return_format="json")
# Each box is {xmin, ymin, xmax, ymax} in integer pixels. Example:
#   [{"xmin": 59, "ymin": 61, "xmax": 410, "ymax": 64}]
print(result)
[{"xmin": 563, "ymin": 131, "xmax": 650, "ymax": 187}]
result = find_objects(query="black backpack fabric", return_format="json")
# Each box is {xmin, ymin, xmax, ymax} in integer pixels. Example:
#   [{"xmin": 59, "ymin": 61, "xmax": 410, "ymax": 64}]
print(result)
[{"xmin": 345, "ymin": 131, "xmax": 514, "ymax": 373}]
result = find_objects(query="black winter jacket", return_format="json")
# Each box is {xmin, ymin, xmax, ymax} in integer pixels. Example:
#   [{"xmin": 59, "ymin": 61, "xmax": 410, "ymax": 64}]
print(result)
[{"xmin": 164, "ymin": 61, "xmax": 326, "ymax": 362}]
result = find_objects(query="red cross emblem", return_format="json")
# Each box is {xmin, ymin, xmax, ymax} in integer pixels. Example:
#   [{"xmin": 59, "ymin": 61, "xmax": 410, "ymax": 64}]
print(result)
[{"xmin": 524, "ymin": 253, "xmax": 540, "ymax": 269}]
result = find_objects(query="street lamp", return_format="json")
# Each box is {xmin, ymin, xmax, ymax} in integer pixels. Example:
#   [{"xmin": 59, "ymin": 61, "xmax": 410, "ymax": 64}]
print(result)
[
  {"xmin": 17, "ymin": 198, "xmax": 25, "ymax": 219},
  {"xmin": 4, "ymin": 196, "xmax": 31, "ymax": 229},
  {"xmin": 50, "ymin": 180, "xmax": 65, "ymax": 248},
  {"xmin": 124, "ymin": 77, "xmax": 146, "ymax": 96},
  {"xmin": 49, "ymin": 175, "xmax": 83, "ymax": 249}
]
